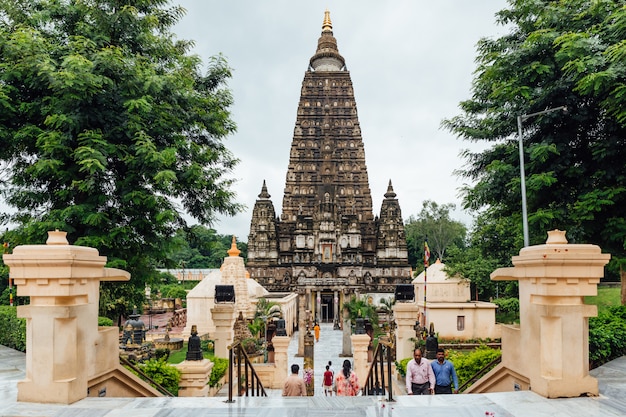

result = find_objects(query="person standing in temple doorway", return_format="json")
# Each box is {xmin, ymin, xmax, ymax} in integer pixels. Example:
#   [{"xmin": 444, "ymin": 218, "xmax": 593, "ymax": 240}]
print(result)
[
  {"xmin": 314, "ymin": 322, "xmax": 320, "ymax": 342},
  {"xmin": 431, "ymin": 348, "xmax": 459, "ymax": 394}
]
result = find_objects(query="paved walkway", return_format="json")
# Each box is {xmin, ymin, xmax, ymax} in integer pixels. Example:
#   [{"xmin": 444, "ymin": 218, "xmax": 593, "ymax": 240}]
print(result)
[
  {"xmin": 265, "ymin": 321, "xmax": 353, "ymax": 397},
  {"xmin": 3, "ymin": 327, "xmax": 626, "ymax": 416}
]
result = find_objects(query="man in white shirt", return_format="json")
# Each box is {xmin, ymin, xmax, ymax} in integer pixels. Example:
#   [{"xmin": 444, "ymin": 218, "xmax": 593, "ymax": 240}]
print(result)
[{"xmin": 405, "ymin": 348, "xmax": 435, "ymax": 395}]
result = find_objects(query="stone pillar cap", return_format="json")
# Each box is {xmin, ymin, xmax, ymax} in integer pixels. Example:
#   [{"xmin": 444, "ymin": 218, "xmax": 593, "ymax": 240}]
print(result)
[
  {"xmin": 3, "ymin": 230, "xmax": 129, "ymax": 281},
  {"xmin": 492, "ymin": 230, "xmax": 610, "ymax": 281},
  {"xmin": 514, "ymin": 229, "xmax": 609, "ymax": 266}
]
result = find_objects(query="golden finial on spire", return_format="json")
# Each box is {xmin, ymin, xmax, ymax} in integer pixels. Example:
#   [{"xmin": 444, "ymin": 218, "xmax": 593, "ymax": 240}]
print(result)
[
  {"xmin": 227, "ymin": 235, "xmax": 241, "ymax": 257},
  {"xmin": 322, "ymin": 9, "xmax": 332, "ymax": 32}
]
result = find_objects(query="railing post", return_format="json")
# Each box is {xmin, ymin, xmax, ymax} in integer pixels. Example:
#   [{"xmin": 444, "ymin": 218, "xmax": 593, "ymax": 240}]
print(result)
[
  {"xmin": 378, "ymin": 345, "xmax": 384, "ymax": 396},
  {"xmin": 386, "ymin": 342, "xmax": 394, "ymax": 402},
  {"xmin": 226, "ymin": 346, "xmax": 235, "ymax": 403}
]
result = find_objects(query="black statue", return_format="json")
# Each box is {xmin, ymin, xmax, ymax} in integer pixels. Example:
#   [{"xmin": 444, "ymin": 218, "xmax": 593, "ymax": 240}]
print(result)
[{"xmin": 186, "ymin": 325, "xmax": 203, "ymax": 361}]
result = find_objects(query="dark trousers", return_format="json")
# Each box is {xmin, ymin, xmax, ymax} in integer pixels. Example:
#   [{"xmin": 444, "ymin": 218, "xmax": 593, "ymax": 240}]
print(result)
[
  {"xmin": 411, "ymin": 382, "xmax": 430, "ymax": 395},
  {"xmin": 435, "ymin": 384, "xmax": 452, "ymax": 394}
]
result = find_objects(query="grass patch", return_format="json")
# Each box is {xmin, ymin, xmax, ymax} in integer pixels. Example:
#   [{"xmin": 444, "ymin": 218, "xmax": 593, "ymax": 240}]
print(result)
[
  {"xmin": 167, "ymin": 342, "xmax": 217, "ymax": 364},
  {"xmin": 586, "ymin": 286, "xmax": 621, "ymax": 314},
  {"xmin": 168, "ymin": 343, "xmax": 188, "ymax": 364}
]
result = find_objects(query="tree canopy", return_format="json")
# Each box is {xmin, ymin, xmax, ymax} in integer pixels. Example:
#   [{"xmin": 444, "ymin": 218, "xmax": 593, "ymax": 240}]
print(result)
[
  {"xmin": 443, "ymin": 0, "xmax": 626, "ymax": 279},
  {"xmin": 0, "ymin": 0, "xmax": 242, "ymax": 287},
  {"xmin": 404, "ymin": 200, "xmax": 466, "ymax": 269},
  {"xmin": 165, "ymin": 225, "xmax": 248, "ymax": 269}
]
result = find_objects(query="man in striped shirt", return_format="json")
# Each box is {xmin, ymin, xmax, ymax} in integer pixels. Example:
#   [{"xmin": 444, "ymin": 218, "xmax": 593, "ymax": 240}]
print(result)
[{"xmin": 405, "ymin": 348, "xmax": 435, "ymax": 395}]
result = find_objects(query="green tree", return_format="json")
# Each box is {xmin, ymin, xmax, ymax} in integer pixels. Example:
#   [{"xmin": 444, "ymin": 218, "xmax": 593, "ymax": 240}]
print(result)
[
  {"xmin": 164, "ymin": 225, "xmax": 248, "ymax": 270},
  {"xmin": 0, "ymin": 0, "xmax": 242, "ymax": 319},
  {"xmin": 342, "ymin": 295, "xmax": 378, "ymax": 328},
  {"xmin": 249, "ymin": 297, "xmax": 282, "ymax": 340},
  {"xmin": 444, "ymin": 208, "xmax": 520, "ymax": 301},
  {"xmin": 405, "ymin": 200, "xmax": 467, "ymax": 269},
  {"xmin": 443, "ymin": 0, "xmax": 626, "ymax": 280}
]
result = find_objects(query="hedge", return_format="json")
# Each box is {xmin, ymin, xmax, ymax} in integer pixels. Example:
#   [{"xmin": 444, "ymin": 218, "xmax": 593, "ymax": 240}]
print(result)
[
  {"xmin": 589, "ymin": 306, "xmax": 626, "ymax": 367},
  {"xmin": 448, "ymin": 345, "xmax": 501, "ymax": 388},
  {"xmin": 137, "ymin": 358, "xmax": 181, "ymax": 396},
  {"xmin": 0, "ymin": 306, "xmax": 26, "ymax": 352}
]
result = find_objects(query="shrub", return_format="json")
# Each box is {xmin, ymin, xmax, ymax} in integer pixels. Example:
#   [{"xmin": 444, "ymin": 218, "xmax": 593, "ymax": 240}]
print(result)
[
  {"xmin": 208, "ymin": 356, "xmax": 229, "ymax": 387},
  {"xmin": 154, "ymin": 348, "xmax": 170, "ymax": 361},
  {"xmin": 492, "ymin": 297, "xmax": 519, "ymax": 314},
  {"xmin": 138, "ymin": 358, "xmax": 181, "ymax": 396},
  {"xmin": 98, "ymin": 316, "xmax": 114, "ymax": 326},
  {"xmin": 201, "ymin": 339, "xmax": 215, "ymax": 353},
  {"xmin": 0, "ymin": 306, "xmax": 26, "ymax": 352},
  {"xmin": 493, "ymin": 297, "xmax": 520, "ymax": 323},
  {"xmin": 394, "ymin": 357, "xmax": 411, "ymax": 377},
  {"xmin": 589, "ymin": 306, "xmax": 626, "ymax": 367},
  {"xmin": 448, "ymin": 345, "xmax": 501, "ymax": 388},
  {"xmin": 396, "ymin": 345, "xmax": 501, "ymax": 388},
  {"xmin": 157, "ymin": 284, "xmax": 188, "ymax": 300}
]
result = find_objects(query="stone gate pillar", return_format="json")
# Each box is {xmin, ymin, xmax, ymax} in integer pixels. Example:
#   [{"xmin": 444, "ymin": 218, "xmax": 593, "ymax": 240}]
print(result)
[
  {"xmin": 341, "ymin": 306, "xmax": 352, "ymax": 356},
  {"xmin": 297, "ymin": 290, "xmax": 307, "ymax": 356},
  {"xmin": 211, "ymin": 304, "xmax": 235, "ymax": 358},
  {"xmin": 3, "ymin": 230, "xmax": 130, "ymax": 404},
  {"xmin": 303, "ymin": 328, "xmax": 315, "ymax": 396},
  {"xmin": 271, "ymin": 335, "xmax": 291, "ymax": 389},
  {"xmin": 393, "ymin": 302, "xmax": 420, "ymax": 361},
  {"xmin": 491, "ymin": 230, "xmax": 610, "ymax": 398},
  {"xmin": 351, "ymin": 333, "xmax": 370, "ymax": 386}
]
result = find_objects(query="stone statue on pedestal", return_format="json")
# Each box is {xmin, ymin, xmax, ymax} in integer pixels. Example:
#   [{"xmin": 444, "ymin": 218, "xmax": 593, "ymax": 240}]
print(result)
[{"xmin": 186, "ymin": 325, "xmax": 203, "ymax": 361}]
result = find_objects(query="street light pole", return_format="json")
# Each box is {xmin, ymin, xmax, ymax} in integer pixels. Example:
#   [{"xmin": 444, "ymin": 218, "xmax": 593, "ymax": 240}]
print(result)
[{"xmin": 517, "ymin": 105, "xmax": 567, "ymax": 247}]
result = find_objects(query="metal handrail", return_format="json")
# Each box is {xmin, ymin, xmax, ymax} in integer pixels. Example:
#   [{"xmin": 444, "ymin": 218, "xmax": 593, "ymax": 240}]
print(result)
[
  {"xmin": 361, "ymin": 336, "xmax": 395, "ymax": 402},
  {"xmin": 226, "ymin": 340, "xmax": 267, "ymax": 403},
  {"xmin": 457, "ymin": 355, "xmax": 502, "ymax": 393},
  {"xmin": 119, "ymin": 356, "xmax": 175, "ymax": 397}
]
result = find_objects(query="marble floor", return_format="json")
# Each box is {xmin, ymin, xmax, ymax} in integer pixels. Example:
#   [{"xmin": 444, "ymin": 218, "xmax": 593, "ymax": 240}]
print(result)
[{"xmin": 2, "ymin": 322, "xmax": 626, "ymax": 417}]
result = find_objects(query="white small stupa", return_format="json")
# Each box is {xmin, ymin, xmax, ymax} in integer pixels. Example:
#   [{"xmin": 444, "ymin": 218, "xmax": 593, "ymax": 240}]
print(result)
[
  {"xmin": 412, "ymin": 259, "xmax": 499, "ymax": 340},
  {"xmin": 182, "ymin": 237, "xmax": 269, "ymax": 338}
]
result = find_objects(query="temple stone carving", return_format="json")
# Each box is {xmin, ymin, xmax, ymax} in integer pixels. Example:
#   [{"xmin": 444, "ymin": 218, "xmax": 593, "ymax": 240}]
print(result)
[{"xmin": 247, "ymin": 10, "xmax": 412, "ymax": 322}]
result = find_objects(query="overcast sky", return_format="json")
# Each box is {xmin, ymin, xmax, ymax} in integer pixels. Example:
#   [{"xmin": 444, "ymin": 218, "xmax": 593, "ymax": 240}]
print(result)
[
  {"xmin": 171, "ymin": 1, "xmax": 512, "ymax": 241},
  {"xmin": 2, "ymin": 1, "xmax": 513, "ymax": 241}
]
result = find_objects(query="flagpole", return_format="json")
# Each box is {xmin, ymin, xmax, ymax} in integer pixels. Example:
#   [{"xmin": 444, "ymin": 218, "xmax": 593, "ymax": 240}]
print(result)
[
  {"xmin": 423, "ymin": 238, "xmax": 430, "ymax": 329},
  {"xmin": 3, "ymin": 242, "xmax": 11, "ymax": 307}
]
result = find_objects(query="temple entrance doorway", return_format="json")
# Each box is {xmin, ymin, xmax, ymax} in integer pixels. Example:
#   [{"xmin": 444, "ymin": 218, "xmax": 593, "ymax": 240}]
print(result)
[{"xmin": 320, "ymin": 293, "xmax": 335, "ymax": 323}]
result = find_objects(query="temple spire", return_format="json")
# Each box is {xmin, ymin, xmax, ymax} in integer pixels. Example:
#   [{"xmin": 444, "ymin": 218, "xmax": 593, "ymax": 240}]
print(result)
[
  {"xmin": 384, "ymin": 180, "xmax": 396, "ymax": 199},
  {"xmin": 309, "ymin": 9, "xmax": 345, "ymax": 71},
  {"xmin": 322, "ymin": 9, "xmax": 332, "ymax": 32},
  {"xmin": 258, "ymin": 180, "xmax": 271, "ymax": 199},
  {"xmin": 227, "ymin": 236, "xmax": 240, "ymax": 257}
]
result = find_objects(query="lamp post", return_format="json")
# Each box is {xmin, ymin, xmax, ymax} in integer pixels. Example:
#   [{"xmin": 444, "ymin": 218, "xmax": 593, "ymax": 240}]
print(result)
[{"xmin": 517, "ymin": 105, "xmax": 567, "ymax": 247}]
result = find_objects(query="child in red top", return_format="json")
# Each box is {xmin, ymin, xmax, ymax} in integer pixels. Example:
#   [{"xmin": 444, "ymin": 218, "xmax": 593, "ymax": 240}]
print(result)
[{"xmin": 323, "ymin": 365, "xmax": 334, "ymax": 396}]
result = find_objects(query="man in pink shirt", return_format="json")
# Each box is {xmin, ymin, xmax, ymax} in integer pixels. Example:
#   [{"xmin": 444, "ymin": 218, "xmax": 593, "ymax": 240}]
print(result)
[{"xmin": 405, "ymin": 348, "xmax": 435, "ymax": 395}]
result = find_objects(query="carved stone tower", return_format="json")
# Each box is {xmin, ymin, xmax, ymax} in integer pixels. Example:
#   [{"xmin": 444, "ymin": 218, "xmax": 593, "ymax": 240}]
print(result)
[{"xmin": 247, "ymin": 11, "xmax": 412, "ymax": 323}]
